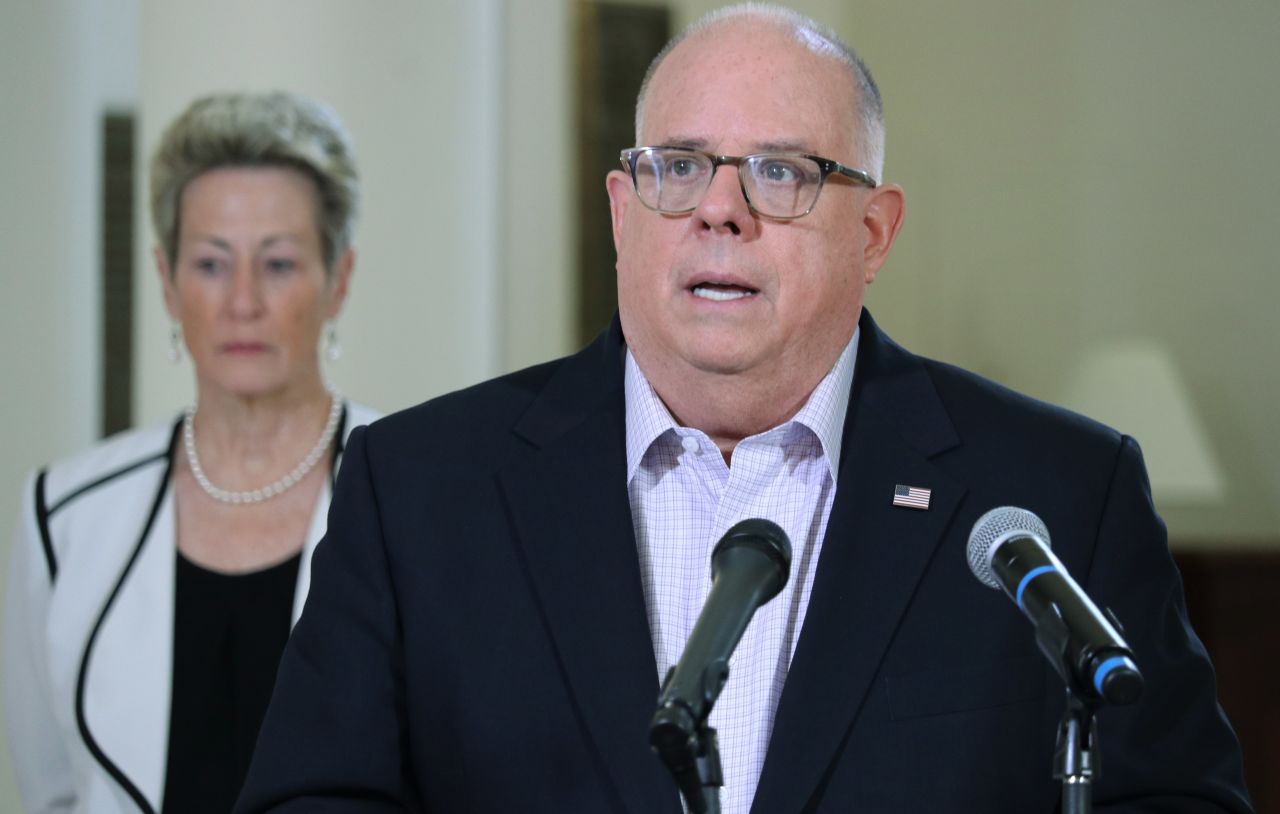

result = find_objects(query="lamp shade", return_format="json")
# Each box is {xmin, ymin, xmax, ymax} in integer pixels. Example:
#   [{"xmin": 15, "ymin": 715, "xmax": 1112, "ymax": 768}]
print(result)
[{"xmin": 1057, "ymin": 341, "xmax": 1226, "ymax": 505}]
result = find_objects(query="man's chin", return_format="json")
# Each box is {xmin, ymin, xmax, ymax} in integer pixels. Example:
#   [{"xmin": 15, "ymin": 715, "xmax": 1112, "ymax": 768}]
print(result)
[
  {"xmin": 682, "ymin": 351, "xmax": 758, "ymax": 378},
  {"xmin": 667, "ymin": 330, "xmax": 765, "ymax": 375}
]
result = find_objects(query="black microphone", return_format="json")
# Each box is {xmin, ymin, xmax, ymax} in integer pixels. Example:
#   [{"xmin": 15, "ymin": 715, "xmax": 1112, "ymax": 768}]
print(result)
[
  {"xmin": 967, "ymin": 506, "xmax": 1143, "ymax": 706},
  {"xmin": 649, "ymin": 518, "xmax": 792, "ymax": 813}
]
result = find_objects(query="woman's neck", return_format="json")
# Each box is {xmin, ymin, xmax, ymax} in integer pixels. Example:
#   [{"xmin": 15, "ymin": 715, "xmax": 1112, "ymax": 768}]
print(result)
[{"xmin": 187, "ymin": 378, "xmax": 336, "ymax": 480}]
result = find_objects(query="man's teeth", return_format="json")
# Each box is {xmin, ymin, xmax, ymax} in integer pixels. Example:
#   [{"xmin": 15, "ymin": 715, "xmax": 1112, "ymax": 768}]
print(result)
[{"xmin": 692, "ymin": 285, "xmax": 755, "ymax": 302}]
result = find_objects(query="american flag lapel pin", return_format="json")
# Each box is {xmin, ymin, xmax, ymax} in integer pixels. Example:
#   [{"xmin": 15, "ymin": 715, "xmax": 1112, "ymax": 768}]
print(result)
[{"xmin": 893, "ymin": 484, "xmax": 931, "ymax": 510}]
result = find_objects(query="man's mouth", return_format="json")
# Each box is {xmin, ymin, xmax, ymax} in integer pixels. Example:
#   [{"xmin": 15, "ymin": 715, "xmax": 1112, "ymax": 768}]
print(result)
[{"xmin": 691, "ymin": 283, "xmax": 758, "ymax": 302}]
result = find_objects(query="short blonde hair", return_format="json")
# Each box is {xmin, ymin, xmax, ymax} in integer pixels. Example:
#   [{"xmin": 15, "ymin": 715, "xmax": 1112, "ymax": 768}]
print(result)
[{"xmin": 150, "ymin": 91, "xmax": 359, "ymax": 272}]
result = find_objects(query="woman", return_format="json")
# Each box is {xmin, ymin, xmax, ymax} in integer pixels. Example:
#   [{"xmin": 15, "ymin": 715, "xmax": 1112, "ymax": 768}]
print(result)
[{"xmin": 3, "ymin": 92, "xmax": 380, "ymax": 814}]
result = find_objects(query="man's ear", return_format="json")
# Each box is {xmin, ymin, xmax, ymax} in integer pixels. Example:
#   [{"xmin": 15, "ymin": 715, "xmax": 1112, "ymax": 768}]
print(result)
[
  {"xmin": 860, "ymin": 183, "xmax": 905, "ymax": 284},
  {"xmin": 606, "ymin": 169, "xmax": 634, "ymax": 252}
]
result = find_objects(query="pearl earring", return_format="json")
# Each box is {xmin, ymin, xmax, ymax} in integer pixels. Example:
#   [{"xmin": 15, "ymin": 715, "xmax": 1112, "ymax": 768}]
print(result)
[
  {"xmin": 167, "ymin": 323, "xmax": 183, "ymax": 364},
  {"xmin": 324, "ymin": 322, "xmax": 342, "ymax": 362}
]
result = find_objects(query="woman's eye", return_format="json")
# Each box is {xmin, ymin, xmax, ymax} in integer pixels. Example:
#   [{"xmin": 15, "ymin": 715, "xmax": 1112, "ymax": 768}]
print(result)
[
  {"xmin": 194, "ymin": 258, "xmax": 223, "ymax": 275},
  {"xmin": 265, "ymin": 258, "xmax": 297, "ymax": 274}
]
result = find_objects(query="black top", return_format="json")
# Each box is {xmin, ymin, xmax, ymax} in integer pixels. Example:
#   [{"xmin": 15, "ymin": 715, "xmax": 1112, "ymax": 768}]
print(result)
[{"xmin": 162, "ymin": 549, "xmax": 301, "ymax": 814}]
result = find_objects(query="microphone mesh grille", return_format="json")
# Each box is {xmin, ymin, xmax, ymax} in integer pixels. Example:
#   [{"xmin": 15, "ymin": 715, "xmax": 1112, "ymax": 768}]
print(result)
[{"xmin": 966, "ymin": 506, "xmax": 1051, "ymax": 588}]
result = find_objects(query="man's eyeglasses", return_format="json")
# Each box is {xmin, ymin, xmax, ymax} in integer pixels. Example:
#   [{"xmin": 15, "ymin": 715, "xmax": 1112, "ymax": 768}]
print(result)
[{"xmin": 619, "ymin": 146, "xmax": 877, "ymax": 220}]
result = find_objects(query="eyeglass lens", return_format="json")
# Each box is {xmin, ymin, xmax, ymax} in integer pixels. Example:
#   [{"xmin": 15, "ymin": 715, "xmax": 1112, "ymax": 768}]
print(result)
[{"xmin": 631, "ymin": 149, "xmax": 825, "ymax": 218}]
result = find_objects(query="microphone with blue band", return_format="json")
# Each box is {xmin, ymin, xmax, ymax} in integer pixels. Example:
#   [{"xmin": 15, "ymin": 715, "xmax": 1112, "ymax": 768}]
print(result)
[{"xmin": 967, "ymin": 506, "xmax": 1144, "ymax": 706}]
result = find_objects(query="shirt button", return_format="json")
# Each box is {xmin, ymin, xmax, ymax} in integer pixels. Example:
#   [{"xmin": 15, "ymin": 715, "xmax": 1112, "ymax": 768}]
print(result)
[{"xmin": 681, "ymin": 436, "xmax": 699, "ymax": 454}]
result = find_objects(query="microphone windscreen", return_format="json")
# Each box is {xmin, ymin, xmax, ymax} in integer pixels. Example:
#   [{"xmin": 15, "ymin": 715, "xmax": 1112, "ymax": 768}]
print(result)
[
  {"xmin": 714, "ymin": 518, "xmax": 792, "ymax": 565},
  {"xmin": 712, "ymin": 518, "xmax": 792, "ymax": 600},
  {"xmin": 966, "ymin": 506, "xmax": 1051, "ymax": 589}
]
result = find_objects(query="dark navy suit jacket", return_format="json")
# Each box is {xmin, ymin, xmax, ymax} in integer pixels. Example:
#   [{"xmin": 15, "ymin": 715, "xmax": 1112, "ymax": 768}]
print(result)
[{"xmin": 236, "ymin": 311, "xmax": 1253, "ymax": 813}]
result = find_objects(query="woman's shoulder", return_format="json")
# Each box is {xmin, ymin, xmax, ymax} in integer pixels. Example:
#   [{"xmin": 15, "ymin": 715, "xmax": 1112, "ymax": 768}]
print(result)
[
  {"xmin": 342, "ymin": 400, "xmax": 382, "ymax": 435},
  {"xmin": 39, "ymin": 419, "xmax": 177, "ymax": 511}
]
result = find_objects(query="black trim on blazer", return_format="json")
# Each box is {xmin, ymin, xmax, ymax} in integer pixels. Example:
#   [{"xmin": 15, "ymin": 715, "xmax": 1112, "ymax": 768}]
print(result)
[
  {"xmin": 329, "ymin": 403, "xmax": 350, "ymax": 491},
  {"xmin": 34, "ymin": 469, "xmax": 56, "ymax": 582},
  {"xmin": 47, "ymin": 450, "xmax": 170, "ymax": 518},
  {"xmin": 74, "ymin": 421, "xmax": 179, "ymax": 814}
]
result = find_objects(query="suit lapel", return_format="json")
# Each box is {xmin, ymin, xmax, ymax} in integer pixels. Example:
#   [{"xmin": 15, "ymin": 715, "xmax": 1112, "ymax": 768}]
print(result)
[
  {"xmin": 752, "ymin": 312, "xmax": 967, "ymax": 814},
  {"xmin": 498, "ymin": 321, "xmax": 682, "ymax": 814}
]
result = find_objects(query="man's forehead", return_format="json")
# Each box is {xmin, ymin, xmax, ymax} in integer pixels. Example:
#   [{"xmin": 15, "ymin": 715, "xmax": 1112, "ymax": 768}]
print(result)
[
  {"xmin": 643, "ymin": 76, "xmax": 855, "ymax": 158},
  {"xmin": 643, "ymin": 22, "xmax": 857, "ymax": 145},
  {"xmin": 658, "ymin": 135, "xmax": 819, "ymax": 155},
  {"xmin": 655, "ymin": 18, "xmax": 846, "ymax": 85}
]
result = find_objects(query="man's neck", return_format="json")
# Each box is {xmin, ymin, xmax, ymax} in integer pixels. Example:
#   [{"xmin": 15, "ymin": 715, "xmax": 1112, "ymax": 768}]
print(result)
[{"xmin": 657, "ymin": 373, "xmax": 813, "ymax": 463}]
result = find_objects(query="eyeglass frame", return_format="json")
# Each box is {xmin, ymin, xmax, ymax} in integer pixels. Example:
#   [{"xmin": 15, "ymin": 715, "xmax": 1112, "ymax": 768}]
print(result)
[{"xmin": 619, "ymin": 145, "xmax": 878, "ymax": 220}]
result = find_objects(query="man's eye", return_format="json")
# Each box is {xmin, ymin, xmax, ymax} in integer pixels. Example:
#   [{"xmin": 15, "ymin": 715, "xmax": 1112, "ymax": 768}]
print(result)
[
  {"xmin": 669, "ymin": 158, "xmax": 698, "ymax": 177},
  {"xmin": 759, "ymin": 161, "xmax": 801, "ymax": 183}
]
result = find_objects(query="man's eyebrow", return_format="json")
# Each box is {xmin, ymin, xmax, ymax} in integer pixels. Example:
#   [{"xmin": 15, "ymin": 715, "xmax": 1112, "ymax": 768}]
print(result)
[
  {"xmin": 755, "ymin": 139, "xmax": 810, "ymax": 153},
  {"xmin": 656, "ymin": 137, "xmax": 814, "ymax": 154},
  {"xmin": 660, "ymin": 136, "xmax": 711, "ymax": 150}
]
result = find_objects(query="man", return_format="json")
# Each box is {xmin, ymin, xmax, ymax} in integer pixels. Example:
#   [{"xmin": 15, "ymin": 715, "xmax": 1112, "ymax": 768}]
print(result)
[{"xmin": 237, "ymin": 5, "xmax": 1252, "ymax": 813}]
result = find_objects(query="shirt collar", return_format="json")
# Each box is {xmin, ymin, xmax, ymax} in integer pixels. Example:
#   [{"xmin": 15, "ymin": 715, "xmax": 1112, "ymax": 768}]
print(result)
[
  {"xmin": 624, "ymin": 327, "xmax": 859, "ymax": 483},
  {"xmin": 623, "ymin": 352, "xmax": 679, "ymax": 483},
  {"xmin": 790, "ymin": 326, "xmax": 858, "ymax": 480}
]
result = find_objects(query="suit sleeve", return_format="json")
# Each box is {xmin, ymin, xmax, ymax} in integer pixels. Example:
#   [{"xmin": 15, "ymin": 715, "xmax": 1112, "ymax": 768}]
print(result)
[
  {"xmin": 3, "ymin": 471, "xmax": 78, "ymax": 813},
  {"xmin": 235, "ymin": 426, "xmax": 423, "ymax": 813},
  {"xmin": 1087, "ymin": 437, "xmax": 1254, "ymax": 813}
]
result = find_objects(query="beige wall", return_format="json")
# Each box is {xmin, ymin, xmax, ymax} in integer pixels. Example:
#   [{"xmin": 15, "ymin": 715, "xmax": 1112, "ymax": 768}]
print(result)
[
  {"xmin": 834, "ymin": 1, "xmax": 1280, "ymax": 543},
  {"xmin": 2, "ymin": 0, "xmax": 1277, "ymax": 809}
]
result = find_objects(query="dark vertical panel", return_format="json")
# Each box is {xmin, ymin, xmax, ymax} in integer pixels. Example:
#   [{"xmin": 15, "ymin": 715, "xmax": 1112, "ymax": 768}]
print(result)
[
  {"xmin": 576, "ymin": 2, "xmax": 670, "ymax": 345},
  {"xmin": 102, "ymin": 112, "xmax": 135, "ymax": 437},
  {"xmin": 1175, "ymin": 548, "xmax": 1280, "ymax": 813}
]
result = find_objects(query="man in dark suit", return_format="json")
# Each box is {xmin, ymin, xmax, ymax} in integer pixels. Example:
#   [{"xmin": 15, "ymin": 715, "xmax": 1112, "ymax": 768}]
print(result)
[{"xmin": 237, "ymin": 5, "xmax": 1252, "ymax": 812}]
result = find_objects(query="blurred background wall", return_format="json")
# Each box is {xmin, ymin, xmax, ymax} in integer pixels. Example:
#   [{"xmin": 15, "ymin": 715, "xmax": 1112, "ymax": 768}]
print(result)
[{"xmin": 1, "ymin": 1, "xmax": 1276, "ymax": 810}]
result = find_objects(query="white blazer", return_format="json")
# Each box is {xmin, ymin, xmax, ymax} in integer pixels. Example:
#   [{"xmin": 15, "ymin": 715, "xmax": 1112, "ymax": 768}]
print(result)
[{"xmin": 3, "ymin": 402, "xmax": 381, "ymax": 814}]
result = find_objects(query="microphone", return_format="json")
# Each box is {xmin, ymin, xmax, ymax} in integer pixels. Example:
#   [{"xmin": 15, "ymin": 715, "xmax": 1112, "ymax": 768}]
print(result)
[
  {"xmin": 649, "ymin": 518, "xmax": 792, "ymax": 813},
  {"xmin": 967, "ymin": 506, "xmax": 1143, "ymax": 706}
]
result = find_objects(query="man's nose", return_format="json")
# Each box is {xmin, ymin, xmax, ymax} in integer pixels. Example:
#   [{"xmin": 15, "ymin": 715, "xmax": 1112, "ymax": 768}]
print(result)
[{"xmin": 691, "ymin": 164, "xmax": 755, "ymax": 237}]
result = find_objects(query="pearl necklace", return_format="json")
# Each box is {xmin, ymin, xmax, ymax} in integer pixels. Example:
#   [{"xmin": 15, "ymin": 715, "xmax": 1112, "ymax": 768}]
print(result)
[{"xmin": 183, "ymin": 388, "xmax": 343, "ymax": 505}]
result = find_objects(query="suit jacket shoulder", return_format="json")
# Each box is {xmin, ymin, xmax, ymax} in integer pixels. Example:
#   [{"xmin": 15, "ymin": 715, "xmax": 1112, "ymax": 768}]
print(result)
[{"xmin": 361, "ymin": 319, "xmax": 625, "ymax": 472}]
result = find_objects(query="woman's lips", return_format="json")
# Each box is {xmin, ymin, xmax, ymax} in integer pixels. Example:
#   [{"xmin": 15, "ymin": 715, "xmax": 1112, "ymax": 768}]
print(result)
[{"xmin": 220, "ymin": 341, "xmax": 270, "ymax": 354}]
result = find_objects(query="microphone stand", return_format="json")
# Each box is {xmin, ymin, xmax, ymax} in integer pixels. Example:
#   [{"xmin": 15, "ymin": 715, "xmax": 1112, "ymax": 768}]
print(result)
[
  {"xmin": 1034, "ymin": 601, "xmax": 1102, "ymax": 814},
  {"xmin": 1054, "ymin": 690, "xmax": 1098, "ymax": 814},
  {"xmin": 650, "ymin": 678, "xmax": 724, "ymax": 814},
  {"xmin": 647, "ymin": 520, "xmax": 793, "ymax": 813}
]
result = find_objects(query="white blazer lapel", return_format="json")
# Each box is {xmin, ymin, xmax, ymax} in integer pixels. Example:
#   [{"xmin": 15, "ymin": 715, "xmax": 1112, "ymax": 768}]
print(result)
[
  {"xmin": 292, "ymin": 476, "xmax": 331, "ymax": 625},
  {"xmin": 77, "ymin": 471, "xmax": 175, "ymax": 813},
  {"xmin": 290, "ymin": 401, "xmax": 380, "ymax": 624}
]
